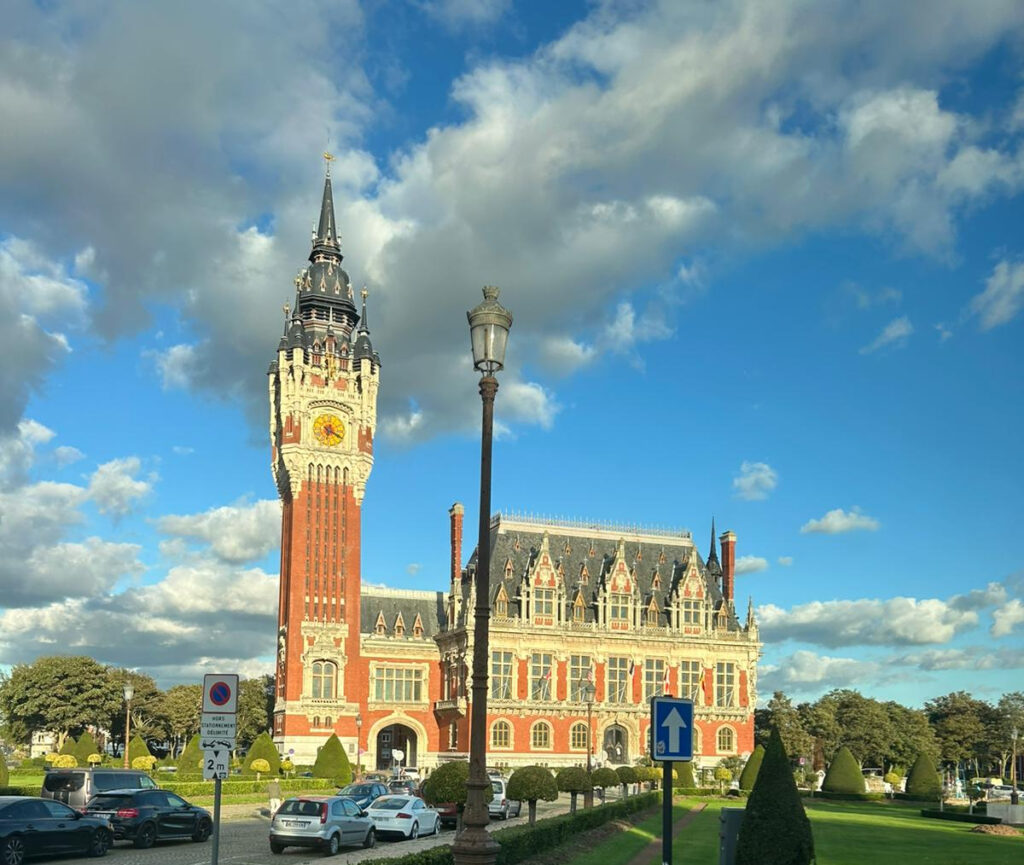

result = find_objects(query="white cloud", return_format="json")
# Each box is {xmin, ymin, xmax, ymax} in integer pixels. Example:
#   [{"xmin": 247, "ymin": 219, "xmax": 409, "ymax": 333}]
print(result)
[
  {"xmin": 414, "ymin": 0, "xmax": 509, "ymax": 30},
  {"xmin": 154, "ymin": 344, "xmax": 199, "ymax": 390},
  {"xmin": 538, "ymin": 336, "xmax": 597, "ymax": 374},
  {"xmin": 992, "ymin": 598, "xmax": 1024, "ymax": 637},
  {"xmin": 892, "ymin": 646, "xmax": 1024, "ymax": 671},
  {"xmin": 87, "ymin": 457, "xmax": 153, "ymax": 515},
  {"xmin": 735, "ymin": 555, "xmax": 768, "ymax": 575},
  {"xmin": 800, "ymin": 507, "xmax": 879, "ymax": 534},
  {"xmin": 777, "ymin": 556, "xmax": 793, "ymax": 566},
  {"xmin": 758, "ymin": 596, "xmax": 978, "ymax": 647},
  {"xmin": 860, "ymin": 315, "xmax": 913, "ymax": 354},
  {"xmin": 0, "ymin": 420, "xmax": 54, "ymax": 488},
  {"xmin": 761, "ymin": 650, "xmax": 880, "ymax": 686},
  {"xmin": 732, "ymin": 461, "xmax": 778, "ymax": 501},
  {"xmin": 934, "ymin": 322, "xmax": 953, "ymax": 341},
  {"xmin": 969, "ymin": 258, "xmax": 1024, "ymax": 330},
  {"xmin": 156, "ymin": 499, "xmax": 282, "ymax": 564},
  {"xmin": 406, "ymin": 563, "xmax": 422, "ymax": 576},
  {"xmin": 53, "ymin": 445, "xmax": 84, "ymax": 466}
]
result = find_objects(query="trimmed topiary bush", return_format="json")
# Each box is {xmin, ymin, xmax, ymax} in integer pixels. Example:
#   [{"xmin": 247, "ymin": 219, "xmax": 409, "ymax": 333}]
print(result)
[
  {"xmin": 615, "ymin": 765, "xmax": 638, "ymax": 796},
  {"xmin": 422, "ymin": 760, "xmax": 469, "ymax": 818},
  {"xmin": 74, "ymin": 731, "xmax": 98, "ymax": 767},
  {"xmin": 735, "ymin": 727, "xmax": 815, "ymax": 865},
  {"xmin": 59, "ymin": 736, "xmax": 77, "ymax": 756},
  {"xmin": 243, "ymin": 732, "xmax": 282, "ymax": 777},
  {"xmin": 556, "ymin": 766, "xmax": 592, "ymax": 814},
  {"xmin": 822, "ymin": 746, "xmax": 863, "ymax": 794},
  {"xmin": 311, "ymin": 734, "xmax": 351, "ymax": 785},
  {"xmin": 508, "ymin": 765, "xmax": 558, "ymax": 826},
  {"xmin": 177, "ymin": 734, "xmax": 202, "ymax": 777},
  {"xmin": 53, "ymin": 754, "xmax": 78, "ymax": 768},
  {"xmin": 0, "ymin": 759, "xmax": 8, "ymax": 788},
  {"xmin": 905, "ymin": 752, "xmax": 942, "ymax": 799},
  {"xmin": 739, "ymin": 744, "xmax": 765, "ymax": 791},
  {"xmin": 592, "ymin": 767, "xmax": 619, "ymax": 792},
  {"xmin": 674, "ymin": 762, "xmax": 697, "ymax": 788},
  {"xmin": 132, "ymin": 756, "xmax": 157, "ymax": 771},
  {"xmin": 127, "ymin": 735, "xmax": 151, "ymax": 765}
]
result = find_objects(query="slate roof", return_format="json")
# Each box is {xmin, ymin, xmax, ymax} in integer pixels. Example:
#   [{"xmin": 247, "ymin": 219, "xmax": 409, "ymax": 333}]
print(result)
[{"xmin": 360, "ymin": 585, "xmax": 446, "ymax": 638}]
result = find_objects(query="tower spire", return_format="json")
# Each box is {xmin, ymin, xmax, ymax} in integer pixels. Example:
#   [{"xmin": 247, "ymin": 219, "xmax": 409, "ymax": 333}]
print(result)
[
  {"xmin": 359, "ymin": 287, "xmax": 369, "ymax": 332},
  {"xmin": 311, "ymin": 154, "xmax": 340, "ymax": 260},
  {"xmin": 707, "ymin": 517, "xmax": 719, "ymax": 567}
]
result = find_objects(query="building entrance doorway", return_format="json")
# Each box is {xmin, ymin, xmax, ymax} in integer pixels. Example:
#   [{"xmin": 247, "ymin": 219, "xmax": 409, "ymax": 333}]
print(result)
[
  {"xmin": 376, "ymin": 723, "xmax": 418, "ymax": 773},
  {"xmin": 604, "ymin": 725, "xmax": 629, "ymax": 764}
]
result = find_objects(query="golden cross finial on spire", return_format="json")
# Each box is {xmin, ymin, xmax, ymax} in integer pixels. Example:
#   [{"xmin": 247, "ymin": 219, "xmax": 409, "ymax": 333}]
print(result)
[
  {"xmin": 323, "ymin": 151, "xmax": 335, "ymax": 177},
  {"xmin": 361, "ymin": 286, "xmax": 368, "ymax": 301},
  {"xmin": 283, "ymin": 302, "xmax": 290, "ymax": 317}
]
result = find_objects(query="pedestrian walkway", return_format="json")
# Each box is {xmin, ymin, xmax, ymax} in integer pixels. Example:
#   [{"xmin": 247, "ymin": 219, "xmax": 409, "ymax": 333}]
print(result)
[{"xmin": 625, "ymin": 802, "xmax": 707, "ymax": 865}]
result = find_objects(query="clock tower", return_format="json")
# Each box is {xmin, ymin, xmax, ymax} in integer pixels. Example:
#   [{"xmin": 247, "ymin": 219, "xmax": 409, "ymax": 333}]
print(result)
[{"xmin": 268, "ymin": 162, "xmax": 380, "ymax": 759}]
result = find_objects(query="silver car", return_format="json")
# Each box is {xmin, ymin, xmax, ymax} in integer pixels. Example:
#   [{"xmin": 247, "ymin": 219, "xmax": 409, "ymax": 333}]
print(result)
[{"xmin": 269, "ymin": 795, "xmax": 375, "ymax": 856}]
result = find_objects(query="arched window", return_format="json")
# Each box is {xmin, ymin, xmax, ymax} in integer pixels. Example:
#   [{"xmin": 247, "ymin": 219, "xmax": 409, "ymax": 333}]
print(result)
[
  {"xmin": 570, "ymin": 722, "xmax": 589, "ymax": 751},
  {"xmin": 491, "ymin": 720, "xmax": 512, "ymax": 749},
  {"xmin": 531, "ymin": 722, "xmax": 552, "ymax": 750},
  {"xmin": 717, "ymin": 726, "xmax": 735, "ymax": 754},
  {"xmin": 312, "ymin": 661, "xmax": 337, "ymax": 699}
]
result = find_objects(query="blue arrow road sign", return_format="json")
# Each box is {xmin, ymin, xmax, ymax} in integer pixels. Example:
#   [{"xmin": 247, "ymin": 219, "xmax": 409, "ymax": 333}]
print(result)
[{"xmin": 650, "ymin": 696, "xmax": 694, "ymax": 761}]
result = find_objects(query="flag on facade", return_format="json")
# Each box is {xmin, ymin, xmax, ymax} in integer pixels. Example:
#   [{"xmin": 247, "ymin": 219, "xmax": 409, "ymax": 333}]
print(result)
[
  {"xmin": 663, "ymin": 666, "xmax": 673, "ymax": 695},
  {"xmin": 586, "ymin": 666, "xmax": 595, "ymax": 684},
  {"xmin": 627, "ymin": 659, "xmax": 635, "ymax": 678}
]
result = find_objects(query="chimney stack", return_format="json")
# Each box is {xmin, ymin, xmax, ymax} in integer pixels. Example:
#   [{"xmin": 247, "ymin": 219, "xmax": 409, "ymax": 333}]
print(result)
[
  {"xmin": 720, "ymin": 530, "xmax": 736, "ymax": 605},
  {"xmin": 449, "ymin": 503, "xmax": 464, "ymax": 585}
]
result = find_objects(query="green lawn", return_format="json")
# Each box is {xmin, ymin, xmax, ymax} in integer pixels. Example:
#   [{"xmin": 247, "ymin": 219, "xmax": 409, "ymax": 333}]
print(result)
[{"xmin": 565, "ymin": 797, "xmax": 1021, "ymax": 865}]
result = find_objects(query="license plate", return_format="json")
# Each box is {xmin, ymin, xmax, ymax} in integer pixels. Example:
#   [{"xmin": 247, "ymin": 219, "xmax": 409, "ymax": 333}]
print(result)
[
  {"xmin": 92, "ymin": 812, "xmax": 113, "ymax": 820},
  {"xmin": 283, "ymin": 820, "xmax": 307, "ymax": 827}
]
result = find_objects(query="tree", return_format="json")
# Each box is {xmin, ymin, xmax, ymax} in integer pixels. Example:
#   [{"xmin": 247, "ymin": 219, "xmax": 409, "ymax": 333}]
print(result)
[
  {"xmin": 0, "ymin": 657, "xmax": 120, "ymax": 748},
  {"xmin": 995, "ymin": 692, "xmax": 1024, "ymax": 780},
  {"xmin": 127, "ymin": 734, "xmax": 152, "ymax": 765},
  {"xmin": 883, "ymin": 702, "xmax": 938, "ymax": 772},
  {"xmin": 109, "ymin": 670, "xmax": 167, "ymax": 753},
  {"xmin": 823, "ymin": 690, "xmax": 893, "ymax": 767},
  {"xmin": 73, "ymin": 731, "xmax": 99, "ymax": 767},
  {"xmin": 905, "ymin": 752, "xmax": 942, "ymax": 799},
  {"xmin": 821, "ymin": 746, "xmax": 863, "ymax": 794},
  {"xmin": 714, "ymin": 766, "xmax": 732, "ymax": 794},
  {"xmin": 615, "ymin": 765, "xmax": 637, "ymax": 797},
  {"xmin": 312, "ymin": 734, "xmax": 351, "ymax": 785},
  {"xmin": 236, "ymin": 677, "xmax": 273, "ymax": 749},
  {"xmin": 160, "ymin": 685, "xmax": 202, "ymax": 756},
  {"xmin": 759, "ymin": 692, "xmax": 812, "ymax": 761},
  {"xmin": 925, "ymin": 691, "xmax": 992, "ymax": 778},
  {"xmin": 735, "ymin": 727, "xmax": 815, "ymax": 865},
  {"xmin": 508, "ymin": 766, "xmax": 558, "ymax": 826},
  {"xmin": 797, "ymin": 699, "xmax": 840, "ymax": 769},
  {"xmin": 674, "ymin": 761, "xmax": 697, "ymax": 788},
  {"xmin": 422, "ymin": 761, "xmax": 470, "ymax": 831},
  {"xmin": 739, "ymin": 744, "xmax": 765, "ymax": 791},
  {"xmin": 592, "ymin": 767, "xmax": 619, "ymax": 795},
  {"xmin": 0, "ymin": 757, "xmax": 8, "ymax": 789},
  {"xmin": 244, "ymin": 732, "xmax": 283, "ymax": 777},
  {"xmin": 555, "ymin": 766, "xmax": 592, "ymax": 814}
]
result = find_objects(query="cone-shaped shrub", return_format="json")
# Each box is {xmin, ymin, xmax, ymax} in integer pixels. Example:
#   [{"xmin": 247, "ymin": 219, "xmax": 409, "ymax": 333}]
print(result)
[
  {"xmin": 311, "ymin": 734, "xmax": 352, "ymax": 785},
  {"xmin": 127, "ymin": 735, "xmax": 151, "ymax": 764},
  {"xmin": 905, "ymin": 753, "xmax": 942, "ymax": 799},
  {"xmin": 59, "ymin": 736, "xmax": 77, "ymax": 756},
  {"xmin": 674, "ymin": 761, "xmax": 697, "ymax": 788},
  {"xmin": 243, "ymin": 732, "xmax": 282, "ymax": 776},
  {"xmin": 735, "ymin": 728, "xmax": 815, "ymax": 865},
  {"xmin": 0, "ymin": 759, "xmax": 8, "ymax": 788},
  {"xmin": 74, "ymin": 732, "xmax": 98, "ymax": 767},
  {"xmin": 821, "ymin": 746, "xmax": 863, "ymax": 794},
  {"xmin": 739, "ymin": 744, "xmax": 765, "ymax": 791},
  {"xmin": 177, "ymin": 734, "xmax": 202, "ymax": 777}
]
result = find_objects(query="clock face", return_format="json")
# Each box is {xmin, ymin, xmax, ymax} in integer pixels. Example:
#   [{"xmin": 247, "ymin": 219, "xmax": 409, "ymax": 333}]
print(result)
[{"xmin": 313, "ymin": 413, "xmax": 345, "ymax": 447}]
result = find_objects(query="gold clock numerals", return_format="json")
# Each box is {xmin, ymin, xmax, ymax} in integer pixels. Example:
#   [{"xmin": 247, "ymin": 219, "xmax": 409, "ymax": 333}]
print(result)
[{"xmin": 313, "ymin": 413, "xmax": 345, "ymax": 447}]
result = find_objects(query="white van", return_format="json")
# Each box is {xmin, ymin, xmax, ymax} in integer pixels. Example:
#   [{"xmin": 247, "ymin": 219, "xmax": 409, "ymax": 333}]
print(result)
[{"xmin": 488, "ymin": 777, "xmax": 521, "ymax": 820}]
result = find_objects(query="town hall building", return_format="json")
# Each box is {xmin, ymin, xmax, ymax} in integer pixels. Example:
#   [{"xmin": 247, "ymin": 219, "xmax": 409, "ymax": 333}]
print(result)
[{"xmin": 268, "ymin": 165, "xmax": 761, "ymax": 772}]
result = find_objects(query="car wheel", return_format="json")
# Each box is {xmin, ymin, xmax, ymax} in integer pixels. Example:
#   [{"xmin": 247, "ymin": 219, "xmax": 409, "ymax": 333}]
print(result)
[
  {"xmin": 270, "ymin": 841, "xmax": 285, "ymax": 854},
  {"xmin": 133, "ymin": 822, "xmax": 158, "ymax": 850},
  {"xmin": 327, "ymin": 833, "xmax": 340, "ymax": 856},
  {"xmin": 192, "ymin": 818, "xmax": 212, "ymax": 842},
  {"xmin": 363, "ymin": 827, "xmax": 376, "ymax": 848},
  {"xmin": 88, "ymin": 828, "xmax": 111, "ymax": 858},
  {"xmin": 409, "ymin": 821, "xmax": 419, "ymax": 840},
  {"xmin": 2, "ymin": 836, "xmax": 26, "ymax": 865},
  {"xmin": 431, "ymin": 817, "xmax": 440, "ymax": 835}
]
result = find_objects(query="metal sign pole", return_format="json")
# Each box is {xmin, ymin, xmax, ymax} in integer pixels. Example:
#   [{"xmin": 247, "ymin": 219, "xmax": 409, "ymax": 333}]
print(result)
[
  {"xmin": 662, "ymin": 759, "xmax": 673, "ymax": 865},
  {"xmin": 211, "ymin": 776, "xmax": 221, "ymax": 865}
]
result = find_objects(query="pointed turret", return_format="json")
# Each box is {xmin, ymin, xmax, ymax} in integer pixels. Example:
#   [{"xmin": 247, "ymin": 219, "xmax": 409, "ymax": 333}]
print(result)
[
  {"xmin": 353, "ymin": 287, "xmax": 376, "ymax": 363},
  {"xmin": 310, "ymin": 158, "xmax": 340, "ymax": 261},
  {"xmin": 706, "ymin": 517, "xmax": 721, "ymax": 576}
]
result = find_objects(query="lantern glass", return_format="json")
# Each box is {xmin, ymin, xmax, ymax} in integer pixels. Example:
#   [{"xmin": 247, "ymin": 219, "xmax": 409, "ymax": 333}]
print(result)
[
  {"xmin": 467, "ymin": 286, "xmax": 513, "ymax": 374},
  {"xmin": 123, "ymin": 682, "xmax": 134, "ymax": 702}
]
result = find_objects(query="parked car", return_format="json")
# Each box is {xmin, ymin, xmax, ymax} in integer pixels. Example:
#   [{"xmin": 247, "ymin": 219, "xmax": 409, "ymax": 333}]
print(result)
[
  {"xmin": 387, "ymin": 779, "xmax": 419, "ymax": 796},
  {"xmin": 1, "ymin": 795, "xmax": 113, "ymax": 863},
  {"xmin": 83, "ymin": 788, "xmax": 212, "ymax": 848},
  {"xmin": 987, "ymin": 784, "xmax": 1021, "ymax": 800},
  {"xmin": 433, "ymin": 801, "xmax": 459, "ymax": 828},
  {"xmin": 336, "ymin": 782, "xmax": 389, "ymax": 809},
  {"xmin": 488, "ymin": 778, "xmax": 521, "ymax": 820},
  {"xmin": 269, "ymin": 796, "xmax": 375, "ymax": 855},
  {"xmin": 40, "ymin": 769, "xmax": 157, "ymax": 811},
  {"xmin": 365, "ymin": 795, "xmax": 439, "ymax": 839}
]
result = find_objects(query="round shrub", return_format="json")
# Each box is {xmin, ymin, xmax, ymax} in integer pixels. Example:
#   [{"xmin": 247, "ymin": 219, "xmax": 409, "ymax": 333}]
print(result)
[
  {"xmin": 555, "ymin": 766, "xmax": 592, "ymax": 793},
  {"xmin": 822, "ymin": 747, "xmax": 864, "ymax": 794},
  {"xmin": 311, "ymin": 734, "xmax": 351, "ymax": 786},
  {"xmin": 674, "ymin": 762, "xmax": 697, "ymax": 788},
  {"xmin": 592, "ymin": 767, "xmax": 619, "ymax": 791},
  {"xmin": 250, "ymin": 758, "xmax": 271, "ymax": 779},
  {"xmin": 132, "ymin": 756, "xmax": 157, "ymax": 771},
  {"xmin": 905, "ymin": 753, "xmax": 942, "ymax": 799},
  {"xmin": 87, "ymin": 754, "xmax": 103, "ymax": 766},
  {"xmin": 243, "ymin": 732, "xmax": 282, "ymax": 777},
  {"xmin": 423, "ymin": 760, "xmax": 469, "ymax": 807},
  {"xmin": 53, "ymin": 754, "xmax": 78, "ymax": 768},
  {"xmin": 739, "ymin": 744, "xmax": 765, "ymax": 791},
  {"xmin": 44, "ymin": 752, "xmax": 59, "ymax": 765}
]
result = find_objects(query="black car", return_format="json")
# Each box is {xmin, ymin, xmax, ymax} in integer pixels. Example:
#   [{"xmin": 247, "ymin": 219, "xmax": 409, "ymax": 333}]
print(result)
[
  {"xmin": 83, "ymin": 788, "xmax": 212, "ymax": 849},
  {"xmin": 0, "ymin": 795, "xmax": 113, "ymax": 864},
  {"xmin": 336, "ymin": 782, "xmax": 389, "ymax": 809}
]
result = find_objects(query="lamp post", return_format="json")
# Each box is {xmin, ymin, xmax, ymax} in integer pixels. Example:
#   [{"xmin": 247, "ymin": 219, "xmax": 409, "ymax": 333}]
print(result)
[
  {"xmin": 356, "ymin": 713, "xmax": 363, "ymax": 781},
  {"xmin": 1012, "ymin": 727, "xmax": 1019, "ymax": 806},
  {"xmin": 584, "ymin": 683, "xmax": 595, "ymax": 808},
  {"xmin": 454, "ymin": 286, "xmax": 512, "ymax": 865},
  {"xmin": 122, "ymin": 681, "xmax": 134, "ymax": 769}
]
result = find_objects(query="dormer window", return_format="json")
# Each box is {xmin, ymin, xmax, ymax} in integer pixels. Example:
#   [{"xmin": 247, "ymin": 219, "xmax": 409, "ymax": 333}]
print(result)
[
  {"xmin": 394, "ymin": 613, "xmax": 405, "ymax": 637},
  {"xmin": 412, "ymin": 614, "xmax": 424, "ymax": 638},
  {"xmin": 375, "ymin": 612, "xmax": 386, "ymax": 635},
  {"xmin": 646, "ymin": 603, "xmax": 659, "ymax": 627},
  {"xmin": 495, "ymin": 586, "xmax": 509, "ymax": 618},
  {"xmin": 504, "ymin": 558, "xmax": 514, "ymax": 580},
  {"xmin": 573, "ymin": 596, "xmax": 585, "ymax": 623}
]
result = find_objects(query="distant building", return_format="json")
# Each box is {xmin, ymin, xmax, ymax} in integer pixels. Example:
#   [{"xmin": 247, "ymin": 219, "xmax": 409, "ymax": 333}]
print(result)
[{"xmin": 269, "ymin": 167, "xmax": 760, "ymax": 770}]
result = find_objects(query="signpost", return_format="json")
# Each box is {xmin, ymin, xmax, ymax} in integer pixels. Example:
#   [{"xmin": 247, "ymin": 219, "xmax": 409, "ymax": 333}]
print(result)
[
  {"xmin": 650, "ymin": 696, "xmax": 694, "ymax": 865},
  {"xmin": 201, "ymin": 674, "xmax": 238, "ymax": 865}
]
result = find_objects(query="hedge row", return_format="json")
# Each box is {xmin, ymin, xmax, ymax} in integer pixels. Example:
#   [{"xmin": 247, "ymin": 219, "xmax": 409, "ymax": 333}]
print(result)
[
  {"xmin": 356, "ymin": 792, "xmax": 661, "ymax": 865},
  {"xmin": 676, "ymin": 787, "xmax": 748, "ymax": 798},
  {"xmin": 0, "ymin": 787, "xmax": 35, "ymax": 796},
  {"xmin": 161, "ymin": 777, "xmax": 332, "ymax": 797},
  {"xmin": 919, "ymin": 809, "xmax": 1001, "ymax": 825},
  {"xmin": 815, "ymin": 791, "xmax": 886, "ymax": 802}
]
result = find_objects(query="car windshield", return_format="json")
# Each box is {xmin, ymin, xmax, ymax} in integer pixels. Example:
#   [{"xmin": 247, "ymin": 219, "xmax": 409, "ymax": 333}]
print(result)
[
  {"xmin": 372, "ymin": 797, "xmax": 409, "ymax": 811},
  {"xmin": 340, "ymin": 784, "xmax": 373, "ymax": 795},
  {"xmin": 278, "ymin": 799, "xmax": 324, "ymax": 816},
  {"xmin": 491, "ymin": 781, "xmax": 502, "ymax": 795},
  {"xmin": 86, "ymin": 794, "xmax": 134, "ymax": 809}
]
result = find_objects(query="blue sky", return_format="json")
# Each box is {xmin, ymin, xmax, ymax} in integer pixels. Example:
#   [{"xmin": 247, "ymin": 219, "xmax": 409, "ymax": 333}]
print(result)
[{"xmin": 1, "ymin": 0, "xmax": 1022, "ymax": 707}]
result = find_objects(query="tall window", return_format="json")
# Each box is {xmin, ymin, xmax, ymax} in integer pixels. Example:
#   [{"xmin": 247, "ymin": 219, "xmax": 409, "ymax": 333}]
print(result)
[
  {"xmin": 715, "ymin": 662, "xmax": 735, "ymax": 707},
  {"xmin": 607, "ymin": 657, "xmax": 630, "ymax": 704},
  {"xmin": 569, "ymin": 655, "xmax": 593, "ymax": 701},
  {"xmin": 533, "ymin": 587, "xmax": 555, "ymax": 623},
  {"xmin": 491, "ymin": 720, "xmax": 512, "ymax": 749},
  {"xmin": 680, "ymin": 660, "xmax": 702, "ymax": 700},
  {"xmin": 717, "ymin": 726, "xmax": 735, "ymax": 753},
  {"xmin": 531, "ymin": 722, "xmax": 552, "ymax": 749},
  {"xmin": 312, "ymin": 661, "xmax": 336, "ymax": 699},
  {"xmin": 610, "ymin": 592, "xmax": 630, "ymax": 628},
  {"xmin": 681, "ymin": 599, "xmax": 701, "ymax": 625},
  {"xmin": 490, "ymin": 651, "xmax": 514, "ymax": 700},
  {"xmin": 372, "ymin": 667, "xmax": 423, "ymax": 702},
  {"xmin": 643, "ymin": 659, "xmax": 665, "ymax": 701},
  {"xmin": 530, "ymin": 653, "xmax": 553, "ymax": 701},
  {"xmin": 570, "ymin": 722, "xmax": 589, "ymax": 751}
]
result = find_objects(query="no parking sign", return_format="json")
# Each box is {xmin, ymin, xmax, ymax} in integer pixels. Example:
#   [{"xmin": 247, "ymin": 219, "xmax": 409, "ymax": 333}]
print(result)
[{"xmin": 202, "ymin": 674, "xmax": 239, "ymax": 714}]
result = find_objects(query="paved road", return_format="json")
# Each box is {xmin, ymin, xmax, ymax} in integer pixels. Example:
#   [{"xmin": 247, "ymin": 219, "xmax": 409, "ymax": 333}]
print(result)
[{"xmin": 53, "ymin": 798, "xmax": 573, "ymax": 865}]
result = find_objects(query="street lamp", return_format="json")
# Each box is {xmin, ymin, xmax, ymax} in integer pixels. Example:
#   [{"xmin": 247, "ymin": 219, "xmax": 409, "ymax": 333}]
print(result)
[
  {"xmin": 122, "ymin": 681, "xmax": 134, "ymax": 769},
  {"xmin": 1012, "ymin": 727, "xmax": 1019, "ymax": 806},
  {"xmin": 454, "ymin": 286, "xmax": 512, "ymax": 865},
  {"xmin": 356, "ymin": 713, "xmax": 363, "ymax": 781}
]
